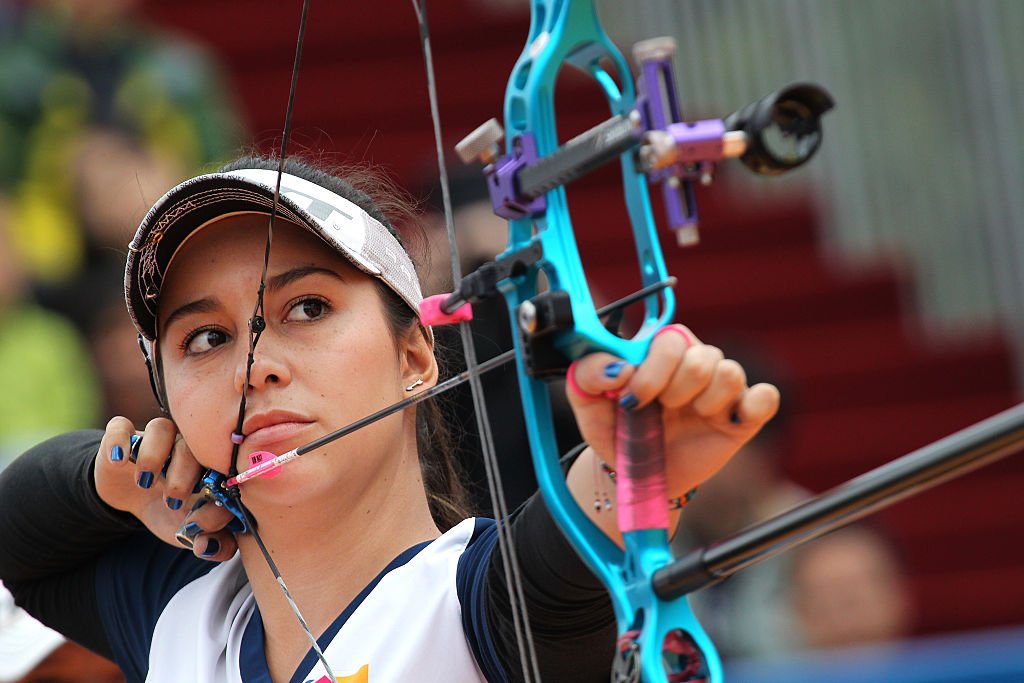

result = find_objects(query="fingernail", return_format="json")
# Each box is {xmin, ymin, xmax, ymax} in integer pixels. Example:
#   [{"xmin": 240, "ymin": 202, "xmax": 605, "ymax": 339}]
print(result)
[
  {"xmin": 201, "ymin": 538, "xmax": 221, "ymax": 558},
  {"xmin": 175, "ymin": 521, "xmax": 203, "ymax": 548},
  {"xmin": 619, "ymin": 393, "xmax": 639, "ymax": 411},
  {"xmin": 129, "ymin": 435, "xmax": 141, "ymax": 463},
  {"xmin": 166, "ymin": 497, "xmax": 182, "ymax": 511},
  {"xmin": 110, "ymin": 445, "xmax": 124, "ymax": 462},
  {"xmin": 226, "ymin": 517, "xmax": 246, "ymax": 534},
  {"xmin": 730, "ymin": 410, "xmax": 742, "ymax": 425},
  {"xmin": 190, "ymin": 497, "xmax": 209, "ymax": 513},
  {"xmin": 137, "ymin": 471, "xmax": 154, "ymax": 489},
  {"xmin": 604, "ymin": 361, "xmax": 626, "ymax": 379}
]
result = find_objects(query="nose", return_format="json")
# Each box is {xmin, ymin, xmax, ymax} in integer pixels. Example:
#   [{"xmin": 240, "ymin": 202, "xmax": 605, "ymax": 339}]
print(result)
[{"xmin": 233, "ymin": 335, "xmax": 291, "ymax": 395}]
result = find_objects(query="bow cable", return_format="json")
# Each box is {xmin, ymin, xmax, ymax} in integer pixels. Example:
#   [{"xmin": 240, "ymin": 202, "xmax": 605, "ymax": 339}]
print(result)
[{"xmin": 410, "ymin": 1, "xmax": 542, "ymax": 681}]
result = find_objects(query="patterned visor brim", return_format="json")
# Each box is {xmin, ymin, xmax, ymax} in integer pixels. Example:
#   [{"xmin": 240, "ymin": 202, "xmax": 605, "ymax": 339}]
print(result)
[{"xmin": 125, "ymin": 169, "xmax": 426, "ymax": 342}]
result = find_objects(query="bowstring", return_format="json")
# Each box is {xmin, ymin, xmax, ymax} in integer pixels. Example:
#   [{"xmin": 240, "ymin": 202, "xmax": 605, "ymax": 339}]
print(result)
[
  {"xmin": 224, "ymin": 1, "xmax": 338, "ymax": 679},
  {"xmin": 410, "ymin": 2, "xmax": 542, "ymax": 681}
]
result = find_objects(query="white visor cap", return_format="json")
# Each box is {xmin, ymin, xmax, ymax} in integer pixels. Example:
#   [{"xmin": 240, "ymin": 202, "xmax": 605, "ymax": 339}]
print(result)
[{"xmin": 125, "ymin": 168, "xmax": 426, "ymax": 342}]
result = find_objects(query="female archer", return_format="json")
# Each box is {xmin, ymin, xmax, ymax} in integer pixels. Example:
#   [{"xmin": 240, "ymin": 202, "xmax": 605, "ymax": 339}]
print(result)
[{"xmin": 0, "ymin": 156, "xmax": 778, "ymax": 682}]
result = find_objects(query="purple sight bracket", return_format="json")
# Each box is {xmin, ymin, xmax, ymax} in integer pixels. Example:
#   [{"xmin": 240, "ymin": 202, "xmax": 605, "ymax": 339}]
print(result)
[
  {"xmin": 463, "ymin": 36, "xmax": 742, "ymax": 241},
  {"xmin": 633, "ymin": 37, "xmax": 701, "ymax": 245},
  {"xmin": 485, "ymin": 132, "xmax": 547, "ymax": 220}
]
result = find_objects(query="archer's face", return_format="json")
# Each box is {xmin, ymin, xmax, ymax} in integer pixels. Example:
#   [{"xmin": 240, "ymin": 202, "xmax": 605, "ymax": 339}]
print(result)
[{"xmin": 157, "ymin": 215, "xmax": 427, "ymax": 502}]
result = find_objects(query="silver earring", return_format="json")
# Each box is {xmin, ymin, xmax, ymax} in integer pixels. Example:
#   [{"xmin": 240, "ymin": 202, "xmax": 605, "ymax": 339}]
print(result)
[{"xmin": 405, "ymin": 378, "xmax": 424, "ymax": 392}]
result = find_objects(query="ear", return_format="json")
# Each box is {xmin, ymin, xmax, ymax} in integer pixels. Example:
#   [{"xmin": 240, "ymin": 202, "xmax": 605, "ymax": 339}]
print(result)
[{"xmin": 398, "ymin": 325, "xmax": 439, "ymax": 391}]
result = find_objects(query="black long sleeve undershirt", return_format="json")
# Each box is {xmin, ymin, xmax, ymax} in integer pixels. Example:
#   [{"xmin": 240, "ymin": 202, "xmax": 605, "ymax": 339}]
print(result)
[
  {"xmin": 0, "ymin": 431, "xmax": 141, "ymax": 657},
  {"xmin": 0, "ymin": 431, "xmax": 614, "ymax": 679}
]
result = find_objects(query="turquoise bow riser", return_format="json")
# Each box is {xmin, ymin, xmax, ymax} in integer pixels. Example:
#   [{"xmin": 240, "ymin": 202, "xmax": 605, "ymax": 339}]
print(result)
[{"xmin": 495, "ymin": 1, "xmax": 723, "ymax": 681}]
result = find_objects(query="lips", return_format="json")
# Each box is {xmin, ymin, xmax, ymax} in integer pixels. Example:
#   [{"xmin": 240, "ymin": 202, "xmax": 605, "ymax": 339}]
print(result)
[{"xmin": 241, "ymin": 410, "xmax": 314, "ymax": 448}]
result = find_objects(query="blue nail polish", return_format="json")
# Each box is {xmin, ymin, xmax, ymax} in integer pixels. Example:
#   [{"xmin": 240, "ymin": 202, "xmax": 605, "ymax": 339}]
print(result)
[
  {"xmin": 202, "ymin": 538, "xmax": 220, "ymax": 558},
  {"xmin": 138, "ymin": 471, "xmax": 154, "ymax": 489},
  {"xmin": 730, "ymin": 411, "xmax": 742, "ymax": 425},
  {"xmin": 111, "ymin": 445, "xmax": 124, "ymax": 462},
  {"xmin": 166, "ymin": 497, "xmax": 182, "ymax": 511},
  {"xmin": 190, "ymin": 497, "xmax": 209, "ymax": 513},
  {"xmin": 129, "ymin": 435, "xmax": 141, "ymax": 463},
  {"xmin": 619, "ymin": 393, "xmax": 639, "ymax": 411},
  {"xmin": 226, "ymin": 517, "xmax": 246, "ymax": 534},
  {"xmin": 604, "ymin": 361, "xmax": 626, "ymax": 379}
]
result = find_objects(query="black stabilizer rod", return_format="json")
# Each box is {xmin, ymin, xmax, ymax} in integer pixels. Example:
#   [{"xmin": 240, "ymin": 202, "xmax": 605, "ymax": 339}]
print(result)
[
  {"xmin": 518, "ymin": 113, "xmax": 642, "ymax": 200},
  {"xmin": 653, "ymin": 402, "xmax": 1024, "ymax": 600}
]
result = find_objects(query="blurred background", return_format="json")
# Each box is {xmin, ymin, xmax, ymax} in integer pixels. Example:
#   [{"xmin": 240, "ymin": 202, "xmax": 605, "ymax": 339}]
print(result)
[{"xmin": 0, "ymin": 0, "xmax": 1020, "ymax": 681}]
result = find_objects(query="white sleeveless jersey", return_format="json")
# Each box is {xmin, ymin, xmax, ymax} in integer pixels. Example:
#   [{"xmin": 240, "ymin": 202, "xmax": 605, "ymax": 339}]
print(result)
[{"xmin": 98, "ymin": 518, "xmax": 506, "ymax": 683}]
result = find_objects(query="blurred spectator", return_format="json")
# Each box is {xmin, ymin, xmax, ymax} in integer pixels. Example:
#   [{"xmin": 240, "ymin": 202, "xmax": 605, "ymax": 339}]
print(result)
[
  {"xmin": 0, "ymin": 0, "xmax": 241, "ymax": 283},
  {"xmin": 0, "ymin": 583, "xmax": 122, "ymax": 683},
  {"xmin": 790, "ymin": 524, "xmax": 914, "ymax": 650},
  {"xmin": 33, "ymin": 125, "xmax": 186, "ymax": 334},
  {"xmin": 13, "ymin": 126, "xmax": 176, "ymax": 428},
  {"xmin": 0, "ymin": 193, "xmax": 100, "ymax": 469}
]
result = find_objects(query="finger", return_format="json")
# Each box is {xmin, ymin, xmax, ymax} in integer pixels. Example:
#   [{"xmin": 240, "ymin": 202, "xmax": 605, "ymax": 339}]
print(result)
[
  {"xmin": 179, "ymin": 496, "xmax": 237, "ymax": 538},
  {"xmin": 650, "ymin": 341, "xmax": 723, "ymax": 410},
  {"xmin": 690, "ymin": 358, "xmax": 748, "ymax": 418},
  {"xmin": 134, "ymin": 418, "xmax": 177, "ymax": 491},
  {"xmin": 191, "ymin": 532, "xmax": 237, "ymax": 562},
  {"xmin": 566, "ymin": 353, "xmax": 635, "ymax": 405},
  {"xmin": 100, "ymin": 416, "xmax": 137, "ymax": 467},
  {"xmin": 566, "ymin": 354, "xmax": 634, "ymax": 458},
  {"xmin": 619, "ymin": 326, "xmax": 700, "ymax": 410},
  {"xmin": 731, "ymin": 382, "xmax": 781, "ymax": 432},
  {"xmin": 162, "ymin": 437, "xmax": 203, "ymax": 511}
]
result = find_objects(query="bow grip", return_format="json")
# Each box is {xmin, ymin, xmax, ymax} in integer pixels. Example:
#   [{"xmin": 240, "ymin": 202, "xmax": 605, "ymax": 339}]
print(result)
[{"xmin": 615, "ymin": 402, "xmax": 670, "ymax": 532}]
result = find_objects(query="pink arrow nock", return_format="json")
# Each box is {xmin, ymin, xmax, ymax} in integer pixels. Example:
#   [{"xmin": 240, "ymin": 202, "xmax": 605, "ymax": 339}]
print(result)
[{"xmin": 419, "ymin": 294, "xmax": 473, "ymax": 326}]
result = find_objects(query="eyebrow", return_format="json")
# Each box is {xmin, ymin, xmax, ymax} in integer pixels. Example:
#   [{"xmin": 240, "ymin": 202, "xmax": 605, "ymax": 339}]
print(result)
[
  {"xmin": 161, "ymin": 266, "xmax": 346, "ymax": 332},
  {"xmin": 266, "ymin": 265, "xmax": 346, "ymax": 292}
]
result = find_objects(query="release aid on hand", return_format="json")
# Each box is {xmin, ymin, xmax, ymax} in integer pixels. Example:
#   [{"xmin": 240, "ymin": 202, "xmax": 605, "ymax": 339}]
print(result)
[{"xmin": 128, "ymin": 435, "xmax": 248, "ymax": 533}]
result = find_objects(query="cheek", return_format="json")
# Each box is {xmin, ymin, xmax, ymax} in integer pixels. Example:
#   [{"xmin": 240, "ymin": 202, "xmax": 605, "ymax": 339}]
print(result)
[
  {"xmin": 163, "ymin": 364, "xmax": 235, "ymax": 469},
  {"xmin": 310, "ymin": 317, "xmax": 402, "ymax": 403}
]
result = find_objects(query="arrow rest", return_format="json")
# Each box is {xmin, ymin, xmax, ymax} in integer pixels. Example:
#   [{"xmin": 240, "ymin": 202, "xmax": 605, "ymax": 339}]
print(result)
[{"xmin": 516, "ymin": 290, "xmax": 575, "ymax": 380}]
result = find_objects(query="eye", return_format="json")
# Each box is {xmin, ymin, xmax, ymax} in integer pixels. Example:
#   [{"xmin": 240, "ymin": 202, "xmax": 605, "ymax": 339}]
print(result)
[
  {"xmin": 183, "ymin": 327, "xmax": 229, "ymax": 355},
  {"xmin": 285, "ymin": 297, "xmax": 329, "ymax": 322}
]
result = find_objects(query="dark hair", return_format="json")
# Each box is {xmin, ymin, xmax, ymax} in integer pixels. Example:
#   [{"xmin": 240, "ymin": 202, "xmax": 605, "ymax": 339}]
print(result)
[{"xmin": 215, "ymin": 155, "xmax": 471, "ymax": 529}]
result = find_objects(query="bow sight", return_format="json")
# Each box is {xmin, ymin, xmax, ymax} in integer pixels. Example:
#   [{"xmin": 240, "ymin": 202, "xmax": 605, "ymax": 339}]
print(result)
[{"xmin": 453, "ymin": 37, "xmax": 833, "ymax": 251}]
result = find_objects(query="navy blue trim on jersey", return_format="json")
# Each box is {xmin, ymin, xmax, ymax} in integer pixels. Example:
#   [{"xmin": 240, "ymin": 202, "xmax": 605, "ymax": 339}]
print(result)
[
  {"xmin": 456, "ymin": 518, "xmax": 508, "ymax": 683},
  {"xmin": 232, "ymin": 539, "xmax": 433, "ymax": 683},
  {"xmin": 95, "ymin": 530, "xmax": 218, "ymax": 682}
]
